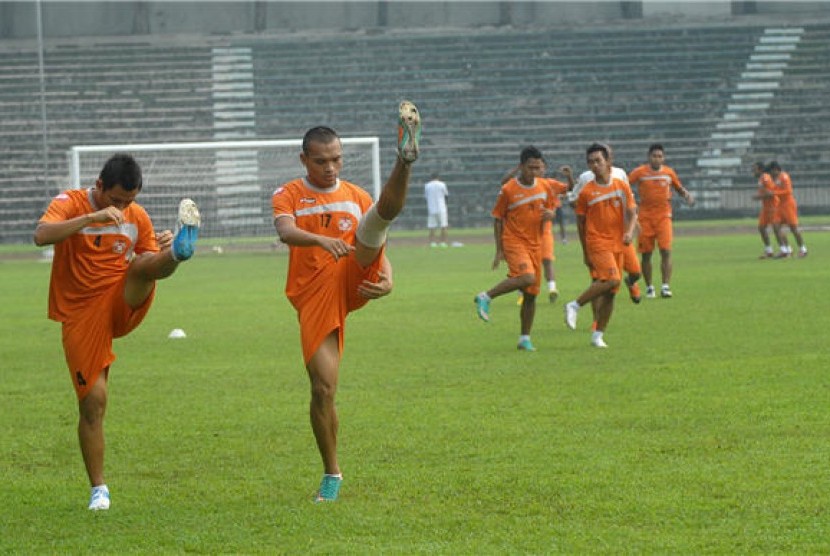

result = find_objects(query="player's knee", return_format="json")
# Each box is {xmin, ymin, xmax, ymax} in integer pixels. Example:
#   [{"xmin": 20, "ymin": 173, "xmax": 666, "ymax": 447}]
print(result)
[
  {"xmin": 356, "ymin": 204, "xmax": 391, "ymax": 249},
  {"xmin": 517, "ymin": 274, "xmax": 535, "ymax": 288}
]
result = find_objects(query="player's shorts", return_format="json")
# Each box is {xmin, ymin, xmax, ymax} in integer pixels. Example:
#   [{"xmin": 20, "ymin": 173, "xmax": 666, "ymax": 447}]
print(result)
[
  {"xmin": 426, "ymin": 210, "xmax": 448, "ymax": 229},
  {"xmin": 61, "ymin": 275, "xmax": 155, "ymax": 400},
  {"xmin": 638, "ymin": 215, "xmax": 673, "ymax": 253},
  {"xmin": 622, "ymin": 242, "xmax": 640, "ymax": 275},
  {"xmin": 758, "ymin": 205, "xmax": 780, "ymax": 227},
  {"xmin": 777, "ymin": 200, "xmax": 799, "ymax": 227},
  {"xmin": 291, "ymin": 249, "xmax": 385, "ymax": 364},
  {"xmin": 502, "ymin": 239, "xmax": 541, "ymax": 296},
  {"xmin": 587, "ymin": 249, "xmax": 623, "ymax": 293}
]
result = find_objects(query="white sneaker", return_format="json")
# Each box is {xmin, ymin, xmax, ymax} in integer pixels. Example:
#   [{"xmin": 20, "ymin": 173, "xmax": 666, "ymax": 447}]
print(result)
[
  {"xmin": 661, "ymin": 285, "xmax": 673, "ymax": 298},
  {"xmin": 591, "ymin": 336, "xmax": 608, "ymax": 348},
  {"xmin": 88, "ymin": 485, "xmax": 110, "ymax": 511},
  {"xmin": 564, "ymin": 301, "xmax": 579, "ymax": 330},
  {"xmin": 645, "ymin": 286, "xmax": 656, "ymax": 299}
]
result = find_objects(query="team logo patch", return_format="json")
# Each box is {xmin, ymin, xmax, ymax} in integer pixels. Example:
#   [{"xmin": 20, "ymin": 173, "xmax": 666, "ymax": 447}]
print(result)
[
  {"xmin": 338, "ymin": 217, "xmax": 353, "ymax": 232},
  {"xmin": 300, "ymin": 197, "xmax": 316, "ymax": 204},
  {"xmin": 112, "ymin": 240, "xmax": 127, "ymax": 254}
]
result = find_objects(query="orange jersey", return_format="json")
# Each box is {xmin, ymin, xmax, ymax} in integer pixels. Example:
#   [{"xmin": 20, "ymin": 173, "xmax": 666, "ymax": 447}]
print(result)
[
  {"xmin": 772, "ymin": 171, "xmax": 796, "ymax": 207},
  {"xmin": 271, "ymin": 177, "xmax": 374, "ymax": 302},
  {"xmin": 574, "ymin": 177, "xmax": 637, "ymax": 252},
  {"xmin": 491, "ymin": 177, "xmax": 559, "ymax": 248},
  {"xmin": 628, "ymin": 164, "xmax": 683, "ymax": 219},
  {"xmin": 39, "ymin": 188, "xmax": 158, "ymax": 323},
  {"xmin": 757, "ymin": 173, "xmax": 779, "ymax": 211}
]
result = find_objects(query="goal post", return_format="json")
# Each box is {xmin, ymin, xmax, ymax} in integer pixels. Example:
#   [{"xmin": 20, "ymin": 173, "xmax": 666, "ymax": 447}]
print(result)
[{"xmin": 67, "ymin": 137, "xmax": 381, "ymax": 241}]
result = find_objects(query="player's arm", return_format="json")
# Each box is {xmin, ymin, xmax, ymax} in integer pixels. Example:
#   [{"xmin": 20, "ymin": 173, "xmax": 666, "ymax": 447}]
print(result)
[
  {"xmin": 558, "ymin": 165, "xmax": 575, "ymax": 190},
  {"xmin": 622, "ymin": 205, "xmax": 637, "ymax": 245},
  {"xmin": 274, "ymin": 214, "xmax": 354, "ymax": 260},
  {"xmin": 672, "ymin": 172, "xmax": 695, "ymax": 206},
  {"xmin": 34, "ymin": 206, "xmax": 126, "ymax": 246},
  {"xmin": 492, "ymin": 218, "xmax": 505, "ymax": 269},
  {"xmin": 575, "ymin": 213, "xmax": 591, "ymax": 268}
]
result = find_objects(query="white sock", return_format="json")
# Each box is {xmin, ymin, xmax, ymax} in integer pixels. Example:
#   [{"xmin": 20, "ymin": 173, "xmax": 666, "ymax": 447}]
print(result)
[
  {"xmin": 591, "ymin": 330, "xmax": 603, "ymax": 342},
  {"xmin": 764, "ymin": 246, "xmax": 773, "ymax": 254},
  {"xmin": 568, "ymin": 300, "xmax": 580, "ymax": 311},
  {"xmin": 800, "ymin": 245, "xmax": 807, "ymax": 253},
  {"xmin": 519, "ymin": 334, "xmax": 530, "ymax": 343},
  {"xmin": 662, "ymin": 283, "xmax": 670, "ymax": 290},
  {"xmin": 548, "ymin": 280, "xmax": 557, "ymax": 291},
  {"xmin": 479, "ymin": 292, "xmax": 491, "ymax": 302}
]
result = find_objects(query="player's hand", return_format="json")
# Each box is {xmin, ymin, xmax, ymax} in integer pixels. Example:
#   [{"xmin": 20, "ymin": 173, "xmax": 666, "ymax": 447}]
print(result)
[
  {"xmin": 155, "ymin": 230, "xmax": 174, "ymax": 250},
  {"xmin": 541, "ymin": 207, "xmax": 556, "ymax": 222},
  {"xmin": 558, "ymin": 165, "xmax": 573, "ymax": 178},
  {"xmin": 685, "ymin": 192, "xmax": 696, "ymax": 206},
  {"xmin": 492, "ymin": 250, "xmax": 505, "ymax": 270},
  {"xmin": 318, "ymin": 236, "xmax": 355, "ymax": 260},
  {"xmin": 90, "ymin": 206, "xmax": 125, "ymax": 225},
  {"xmin": 622, "ymin": 231, "xmax": 633, "ymax": 245},
  {"xmin": 358, "ymin": 271, "xmax": 392, "ymax": 300}
]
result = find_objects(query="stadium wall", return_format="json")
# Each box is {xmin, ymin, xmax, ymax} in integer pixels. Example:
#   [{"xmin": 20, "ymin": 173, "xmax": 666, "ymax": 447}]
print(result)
[{"xmin": 3, "ymin": 1, "xmax": 829, "ymax": 40}]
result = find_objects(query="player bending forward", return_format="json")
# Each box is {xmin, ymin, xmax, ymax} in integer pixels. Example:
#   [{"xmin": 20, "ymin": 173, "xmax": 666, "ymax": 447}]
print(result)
[
  {"xmin": 35, "ymin": 153, "xmax": 200, "ymax": 510},
  {"xmin": 272, "ymin": 102, "xmax": 421, "ymax": 502}
]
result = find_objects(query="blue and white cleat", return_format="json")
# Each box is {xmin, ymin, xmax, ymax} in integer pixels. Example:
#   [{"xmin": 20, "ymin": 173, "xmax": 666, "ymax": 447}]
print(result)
[
  {"xmin": 516, "ymin": 338, "xmax": 537, "ymax": 352},
  {"xmin": 314, "ymin": 474, "xmax": 342, "ymax": 503},
  {"xmin": 88, "ymin": 485, "xmax": 110, "ymax": 511},
  {"xmin": 172, "ymin": 198, "xmax": 200, "ymax": 261},
  {"xmin": 474, "ymin": 293, "xmax": 491, "ymax": 322}
]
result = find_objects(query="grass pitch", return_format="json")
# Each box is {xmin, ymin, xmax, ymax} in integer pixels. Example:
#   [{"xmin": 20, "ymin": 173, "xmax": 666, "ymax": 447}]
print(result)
[{"xmin": 1, "ymin": 223, "xmax": 828, "ymax": 553}]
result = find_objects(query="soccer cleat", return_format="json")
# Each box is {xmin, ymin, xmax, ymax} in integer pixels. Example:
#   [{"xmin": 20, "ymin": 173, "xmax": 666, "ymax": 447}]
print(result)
[
  {"xmin": 591, "ymin": 337, "xmax": 608, "ymax": 348},
  {"xmin": 548, "ymin": 288, "xmax": 559, "ymax": 304},
  {"xmin": 516, "ymin": 338, "xmax": 537, "ymax": 352},
  {"xmin": 172, "ymin": 198, "xmax": 201, "ymax": 261},
  {"xmin": 475, "ymin": 293, "xmax": 491, "ymax": 322},
  {"xmin": 88, "ymin": 485, "xmax": 110, "ymax": 511},
  {"xmin": 661, "ymin": 285, "xmax": 673, "ymax": 298},
  {"xmin": 314, "ymin": 474, "xmax": 342, "ymax": 503},
  {"xmin": 798, "ymin": 250, "xmax": 808, "ymax": 258},
  {"xmin": 774, "ymin": 251, "xmax": 790, "ymax": 259},
  {"xmin": 645, "ymin": 285, "xmax": 656, "ymax": 299},
  {"xmin": 629, "ymin": 282, "xmax": 641, "ymax": 304},
  {"xmin": 758, "ymin": 252, "xmax": 774, "ymax": 259},
  {"xmin": 397, "ymin": 100, "xmax": 421, "ymax": 163},
  {"xmin": 564, "ymin": 301, "xmax": 579, "ymax": 330}
]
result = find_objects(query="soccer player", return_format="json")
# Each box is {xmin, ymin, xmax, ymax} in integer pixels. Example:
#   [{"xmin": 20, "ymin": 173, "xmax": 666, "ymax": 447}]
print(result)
[
  {"xmin": 500, "ymin": 160, "xmax": 573, "ymax": 303},
  {"xmin": 34, "ymin": 153, "xmax": 201, "ymax": 511},
  {"xmin": 768, "ymin": 161, "xmax": 807, "ymax": 258},
  {"xmin": 271, "ymin": 101, "xmax": 420, "ymax": 502},
  {"xmin": 752, "ymin": 161, "xmax": 783, "ymax": 259},
  {"xmin": 424, "ymin": 171, "xmax": 449, "ymax": 247},
  {"xmin": 564, "ymin": 143, "xmax": 637, "ymax": 348},
  {"xmin": 573, "ymin": 146, "xmax": 642, "ymax": 304},
  {"xmin": 474, "ymin": 146, "xmax": 559, "ymax": 352},
  {"xmin": 628, "ymin": 144, "xmax": 695, "ymax": 298}
]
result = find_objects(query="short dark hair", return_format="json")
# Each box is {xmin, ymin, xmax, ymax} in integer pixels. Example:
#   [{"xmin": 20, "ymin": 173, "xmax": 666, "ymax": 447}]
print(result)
[
  {"xmin": 752, "ymin": 161, "xmax": 767, "ymax": 172},
  {"xmin": 586, "ymin": 143, "xmax": 610, "ymax": 161},
  {"xmin": 303, "ymin": 126, "xmax": 340, "ymax": 154},
  {"xmin": 648, "ymin": 143, "xmax": 664, "ymax": 155},
  {"xmin": 520, "ymin": 146, "xmax": 543, "ymax": 164},
  {"xmin": 99, "ymin": 153, "xmax": 142, "ymax": 191},
  {"xmin": 768, "ymin": 160, "xmax": 781, "ymax": 172}
]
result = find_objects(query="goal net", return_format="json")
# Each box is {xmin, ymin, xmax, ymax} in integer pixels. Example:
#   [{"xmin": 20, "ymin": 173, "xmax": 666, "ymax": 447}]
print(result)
[{"xmin": 67, "ymin": 138, "xmax": 381, "ymax": 242}]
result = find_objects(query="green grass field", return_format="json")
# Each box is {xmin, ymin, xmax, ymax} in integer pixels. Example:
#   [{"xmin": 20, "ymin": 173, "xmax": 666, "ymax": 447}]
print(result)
[{"xmin": 1, "ymin": 223, "xmax": 828, "ymax": 553}]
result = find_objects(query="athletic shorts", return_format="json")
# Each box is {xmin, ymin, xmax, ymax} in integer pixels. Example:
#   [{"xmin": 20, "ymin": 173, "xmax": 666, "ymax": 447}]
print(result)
[
  {"xmin": 426, "ymin": 211, "xmax": 448, "ymax": 229},
  {"xmin": 758, "ymin": 205, "xmax": 780, "ymax": 227},
  {"xmin": 622, "ymin": 242, "xmax": 641, "ymax": 275},
  {"xmin": 502, "ymin": 240, "xmax": 541, "ymax": 296},
  {"xmin": 291, "ymin": 249, "xmax": 385, "ymax": 364},
  {"xmin": 61, "ymin": 275, "xmax": 155, "ymax": 400},
  {"xmin": 777, "ymin": 201, "xmax": 799, "ymax": 227},
  {"xmin": 588, "ymin": 249, "xmax": 623, "ymax": 293},
  {"xmin": 638, "ymin": 215, "xmax": 673, "ymax": 253}
]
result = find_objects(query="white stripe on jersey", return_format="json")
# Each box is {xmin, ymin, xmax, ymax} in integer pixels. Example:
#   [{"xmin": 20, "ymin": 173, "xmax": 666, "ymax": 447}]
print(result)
[
  {"xmin": 295, "ymin": 201, "xmax": 364, "ymax": 221},
  {"xmin": 507, "ymin": 191, "xmax": 548, "ymax": 211},
  {"xmin": 586, "ymin": 189, "xmax": 626, "ymax": 207}
]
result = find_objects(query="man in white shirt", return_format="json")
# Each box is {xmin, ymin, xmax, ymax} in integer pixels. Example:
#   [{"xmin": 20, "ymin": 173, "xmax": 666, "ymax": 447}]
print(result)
[{"xmin": 424, "ymin": 172, "xmax": 449, "ymax": 247}]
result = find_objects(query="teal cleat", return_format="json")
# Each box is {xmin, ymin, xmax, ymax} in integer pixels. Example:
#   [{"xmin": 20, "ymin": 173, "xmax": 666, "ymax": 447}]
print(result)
[
  {"xmin": 172, "ymin": 198, "xmax": 201, "ymax": 261},
  {"xmin": 516, "ymin": 338, "xmax": 537, "ymax": 352},
  {"xmin": 474, "ymin": 293, "xmax": 490, "ymax": 322},
  {"xmin": 397, "ymin": 100, "xmax": 421, "ymax": 163},
  {"xmin": 314, "ymin": 474, "xmax": 342, "ymax": 503}
]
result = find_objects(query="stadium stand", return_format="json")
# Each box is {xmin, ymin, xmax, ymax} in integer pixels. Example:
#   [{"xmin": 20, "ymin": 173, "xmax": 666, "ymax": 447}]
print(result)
[{"xmin": 1, "ymin": 23, "xmax": 829, "ymax": 243}]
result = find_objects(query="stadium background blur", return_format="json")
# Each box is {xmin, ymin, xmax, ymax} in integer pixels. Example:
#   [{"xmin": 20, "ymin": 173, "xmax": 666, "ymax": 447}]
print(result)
[{"xmin": 2, "ymin": 0, "xmax": 829, "ymax": 244}]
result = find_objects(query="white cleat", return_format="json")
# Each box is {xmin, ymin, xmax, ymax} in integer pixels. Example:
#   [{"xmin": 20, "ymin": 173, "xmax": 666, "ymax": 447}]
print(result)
[
  {"xmin": 88, "ymin": 485, "xmax": 110, "ymax": 511},
  {"xmin": 591, "ymin": 337, "xmax": 608, "ymax": 348},
  {"xmin": 564, "ymin": 301, "xmax": 579, "ymax": 330}
]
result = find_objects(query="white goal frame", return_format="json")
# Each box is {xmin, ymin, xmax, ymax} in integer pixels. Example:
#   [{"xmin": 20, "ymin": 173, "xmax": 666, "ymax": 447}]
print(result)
[{"xmin": 67, "ymin": 137, "xmax": 382, "ymax": 199}]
